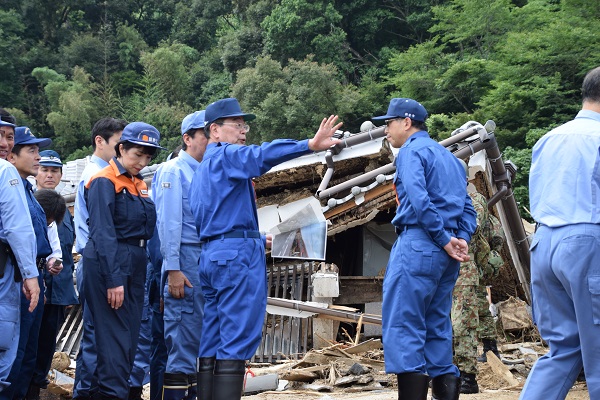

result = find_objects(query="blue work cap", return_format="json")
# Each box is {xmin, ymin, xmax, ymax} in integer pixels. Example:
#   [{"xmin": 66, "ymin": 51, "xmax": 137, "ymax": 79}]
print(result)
[
  {"xmin": 39, "ymin": 150, "xmax": 63, "ymax": 167},
  {"xmin": 181, "ymin": 110, "xmax": 206, "ymax": 135},
  {"xmin": 121, "ymin": 122, "xmax": 165, "ymax": 149},
  {"xmin": 14, "ymin": 126, "xmax": 52, "ymax": 148},
  {"xmin": 204, "ymin": 98, "xmax": 256, "ymax": 127},
  {"xmin": 0, "ymin": 120, "xmax": 15, "ymax": 128},
  {"xmin": 372, "ymin": 98, "xmax": 428, "ymax": 123}
]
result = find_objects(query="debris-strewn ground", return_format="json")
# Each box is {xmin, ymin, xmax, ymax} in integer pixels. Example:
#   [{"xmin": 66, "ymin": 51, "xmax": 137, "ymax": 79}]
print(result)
[{"xmin": 41, "ymin": 337, "xmax": 592, "ymax": 400}]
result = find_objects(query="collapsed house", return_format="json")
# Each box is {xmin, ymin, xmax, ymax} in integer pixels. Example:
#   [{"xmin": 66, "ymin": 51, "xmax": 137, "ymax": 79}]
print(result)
[{"xmin": 55, "ymin": 119, "xmax": 531, "ymax": 365}]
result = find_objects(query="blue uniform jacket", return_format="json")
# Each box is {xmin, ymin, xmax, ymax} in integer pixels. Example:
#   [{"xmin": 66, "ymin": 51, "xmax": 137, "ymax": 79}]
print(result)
[
  {"xmin": 189, "ymin": 140, "xmax": 310, "ymax": 240},
  {"xmin": 84, "ymin": 158, "xmax": 157, "ymax": 289},
  {"xmin": 151, "ymin": 150, "xmax": 200, "ymax": 272},
  {"xmin": 0, "ymin": 160, "xmax": 37, "ymax": 279},
  {"xmin": 44, "ymin": 209, "xmax": 79, "ymax": 305},
  {"xmin": 392, "ymin": 131, "xmax": 477, "ymax": 247},
  {"xmin": 23, "ymin": 179, "xmax": 52, "ymax": 258}
]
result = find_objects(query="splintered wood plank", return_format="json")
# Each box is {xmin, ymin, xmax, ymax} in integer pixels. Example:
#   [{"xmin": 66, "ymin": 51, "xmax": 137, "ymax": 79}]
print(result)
[
  {"xmin": 344, "ymin": 339, "xmax": 383, "ymax": 354},
  {"xmin": 486, "ymin": 351, "xmax": 520, "ymax": 387}
]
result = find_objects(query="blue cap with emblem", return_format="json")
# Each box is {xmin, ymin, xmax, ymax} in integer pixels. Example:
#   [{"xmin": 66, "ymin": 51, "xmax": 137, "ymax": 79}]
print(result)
[
  {"xmin": 39, "ymin": 150, "xmax": 63, "ymax": 167},
  {"xmin": 121, "ymin": 122, "xmax": 165, "ymax": 149},
  {"xmin": 372, "ymin": 98, "xmax": 428, "ymax": 123},
  {"xmin": 204, "ymin": 98, "xmax": 256, "ymax": 127},
  {"xmin": 181, "ymin": 110, "xmax": 206, "ymax": 135},
  {"xmin": 14, "ymin": 126, "xmax": 52, "ymax": 148},
  {"xmin": 0, "ymin": 120, "xmax": 15, "ymax": 128}
]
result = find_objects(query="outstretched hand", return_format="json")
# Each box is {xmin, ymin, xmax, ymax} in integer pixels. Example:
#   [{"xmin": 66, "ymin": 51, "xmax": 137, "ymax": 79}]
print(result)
[
  {"xmin": 308, "ymin": 115, "xmax": 343, "ymax": 151},
  {"xmin": 443, "ymin": 237, "xmax": 470, "ymax": 262}
]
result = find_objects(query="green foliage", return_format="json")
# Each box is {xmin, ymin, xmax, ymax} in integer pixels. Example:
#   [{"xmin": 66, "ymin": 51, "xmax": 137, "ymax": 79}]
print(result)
[{"xmin": 233, "ymin": 56, "xmax": 359, "ymax": 143}]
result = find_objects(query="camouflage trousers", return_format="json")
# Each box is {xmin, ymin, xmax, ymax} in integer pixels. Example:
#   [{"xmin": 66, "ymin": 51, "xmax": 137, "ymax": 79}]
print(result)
[{"xmin": 452, "ymin": 261, "xmax": 498, "ymax": 374}]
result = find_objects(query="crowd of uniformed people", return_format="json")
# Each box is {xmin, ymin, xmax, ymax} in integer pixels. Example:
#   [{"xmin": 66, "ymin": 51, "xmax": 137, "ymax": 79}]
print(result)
[
  {"xmin": 4, "ymin": 69, "xmax": 599, "ymax": 400},
  {"xmin": 0, "ymin": 99, "xmax": 343, "ymax": 400}
]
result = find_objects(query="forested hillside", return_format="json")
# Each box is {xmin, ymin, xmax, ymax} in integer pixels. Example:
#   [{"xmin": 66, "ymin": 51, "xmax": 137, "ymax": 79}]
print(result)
[{"xmin": 1, "ymin": 0, "xmax": 599, "ymax": 213}]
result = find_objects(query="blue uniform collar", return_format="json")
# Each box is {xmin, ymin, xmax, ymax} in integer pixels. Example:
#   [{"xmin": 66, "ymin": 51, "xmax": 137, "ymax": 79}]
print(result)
[
  {"xmin": 91, "ymin": 154, "xmax": 109, "ymax": 168},
  {"xmin": 401, "ymin": 130, "xmax": 430, "ymax": 148},
  {"xmin": 179, "ymin": 149, "xmax": 201, "ymax": 169},
  {"xmin": 576, "ymin": 109, "xmax": 600, "ymax": 123}
]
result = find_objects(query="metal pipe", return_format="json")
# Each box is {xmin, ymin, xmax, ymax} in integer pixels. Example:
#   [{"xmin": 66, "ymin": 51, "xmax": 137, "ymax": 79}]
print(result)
[
  {"xmin": 487, "ymin": 185, "xmax": 508, "ymax": 209},
  {"xmin": 316, "ymin": 150, "xmax": 336, "ymax": 195},
  {"xmin": 318, "ymin": 163, "xmax": 396, "ymax": 199},
  {"xmin": 267, "ymin": 297, "xmax": 382, "ymax": 325},
  {"xmin": 330, "ymin": 126, "xmax": 387, "ymax": 155}
]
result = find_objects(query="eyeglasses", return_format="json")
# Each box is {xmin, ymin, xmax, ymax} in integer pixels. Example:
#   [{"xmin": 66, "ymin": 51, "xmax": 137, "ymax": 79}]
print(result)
[
  {"xmin": 219, "ymin": 122, "xmax": 250, "ymax": 132},
  {"xmin": 384, "ymin": 117, "xmax": 405, "ymax": 127}
]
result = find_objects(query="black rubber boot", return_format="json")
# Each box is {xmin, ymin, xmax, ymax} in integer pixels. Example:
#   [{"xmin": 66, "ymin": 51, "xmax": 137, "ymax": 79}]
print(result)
[
  {"xmin": 459, "ymin": 371, "xmax": 479, "ymax": 394},
  {"xmin": 212, "ymin": 360, "xmax": 246, "ymax": 400},
  {"xmin": 128, "ymin": 386, "xmax": 143, "ymax": 400},
  {"xmin": 431, "ymin": 374, "xmax": 461, "ymax": 400},
  {"xmin": 197, "ymin": 357, "xmax": 215, "ymax": 400},
  {"xmin": 396, "ymin": 373, "xmax": 429, "ymax": 400},
  {"xmin": 163, "ymin": 372, "xmax": 189, "ymax": 400},
  {"xmin": 477, "ymin": 338, "xmax": 501, "ymax": 362},
  {"xmin": 25, "ymin": 385, "xmax": 41, "ymax": 400},
  {"xmin": 184, "ymin": 373, "xmax": 197, "ymax": 400}
]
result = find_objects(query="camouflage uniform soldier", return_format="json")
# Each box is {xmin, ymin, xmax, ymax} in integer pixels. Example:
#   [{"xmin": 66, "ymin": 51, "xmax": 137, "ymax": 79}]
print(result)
[{"xmin": 452, "ymin": 190, "xmax": 506, "ymax": 393}]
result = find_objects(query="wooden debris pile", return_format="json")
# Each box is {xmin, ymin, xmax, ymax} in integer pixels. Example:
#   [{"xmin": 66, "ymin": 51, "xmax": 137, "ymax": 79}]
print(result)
[{"xmin": 248, "ymin": 339, "xmax": 392, "ymax": 395}]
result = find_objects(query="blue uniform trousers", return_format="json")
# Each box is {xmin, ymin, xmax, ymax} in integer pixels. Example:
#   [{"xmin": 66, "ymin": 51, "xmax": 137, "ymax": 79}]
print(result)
[
  {"xmin": 129, "ymin": 298, "xmax": 152, "ymax": 388},
  {"xmin": 520, "ymin": 224, "xmax": 600, "ymax": 399},
  {"xmin": 1, "ymin": 274, "xmax": 45, "ymax": 400},
  {"xmin": 83, "ymin": 242, "xmax": 147, "ymax": 399},
  {"xmin": 0, "ymin": 262, "xmax": 20, "ymax": 393},
  {"xmin": 73, "ymin": 258, "xmax": 98, "ymax": 399},
  {"xmin": 31, "ymin": 304, "xmax": 67, "ymax": 388},
  {"xmin": 150, "ymin": 308, "xmax": 166, "ymax": 400},
  {"xmin": 382, "ymin": 227, "xmax": 460, "ymax": 377},
  {"xmin": 164, "ymin": 244, "xmax": 204, "ymax": 374},
  {"xmin": 199, "ymin": 237, "xmax": 266, "ymax": 360}
]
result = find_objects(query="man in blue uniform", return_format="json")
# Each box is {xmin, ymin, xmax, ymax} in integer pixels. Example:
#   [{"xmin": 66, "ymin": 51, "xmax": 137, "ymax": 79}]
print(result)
[
  {"xmin": 189, "ymin": 98, "xmax": 342, "ymax": 400},
  {"xmin": 373, "ymin": 98, "xmax": 476, "ymax": 400},
  {"xmin": 0, "ymin": 120, "xmax": 39, "ymax": 393},
  {"xmin": 2, "ymin": 127, "xmax": 59, "ymax": 400},
  {"xmin": 27, "ymin": 150, "xmax": 79, "ymax": 398},
  {"xmin": 152, "ymin": 111, "xmax": 208, "ymax": 400},
  {"xmin": 521, "ymin": 66, "xmax": 600, "ymax": 399},
  {"xmin": 73, "ymin": 117, "xmax": 125, "ymax": 400}
]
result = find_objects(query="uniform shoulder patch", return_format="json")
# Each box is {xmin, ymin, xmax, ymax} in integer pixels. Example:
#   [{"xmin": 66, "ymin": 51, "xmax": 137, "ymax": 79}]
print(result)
[
  {"xmin": 9, "ymin": 178, "xmax": 19, "ymax": 186},
  {"xmin": 162, "ymin": 182, "xmax": 171, "ymax": 189}
]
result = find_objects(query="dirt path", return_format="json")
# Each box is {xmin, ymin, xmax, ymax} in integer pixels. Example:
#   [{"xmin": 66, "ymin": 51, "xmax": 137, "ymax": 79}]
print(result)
[{"xmin": 245, "ymin": 385, "xmax": 590, "ymax": 399}]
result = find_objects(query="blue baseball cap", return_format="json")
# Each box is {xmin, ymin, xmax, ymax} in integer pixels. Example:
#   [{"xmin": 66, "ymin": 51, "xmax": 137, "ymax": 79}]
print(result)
[
  {"xmin": 0, "ymin": 120, "xmax": 15, "ymax": 128},
  {"xmin": 121, "ymin": 122, "xmax": 164, "ymax": 149},
  {"xmin": 39, "ymin": 150, "xmax": 63, "ymax": 167},
  {"xmin": 181, "ymin": 110, "xmax": 206, "ymax": 135},
  {"xmin": 204, "ymin": 98, "xmax": 256, "ymax": 127},
  {"xmin": 372, "ymin": 98, "xmax": 428, "ymax": 122},
  {"xmin": 14, "ymin": 126, "xmax": 52, "ymax": 148}
]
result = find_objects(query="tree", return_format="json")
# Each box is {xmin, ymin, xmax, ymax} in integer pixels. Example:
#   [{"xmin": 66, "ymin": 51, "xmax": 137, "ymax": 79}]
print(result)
[{"xmin": 233, "ymin": 56, "xmax": 360, "ymax": 143}]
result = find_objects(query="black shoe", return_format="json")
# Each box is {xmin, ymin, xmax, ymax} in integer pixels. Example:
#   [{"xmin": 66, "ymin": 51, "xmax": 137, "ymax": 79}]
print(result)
[
  {"xmin": 397, "ymin": 373, "xmax": 429, "ymax": 400},
  {"xmin": 431, "ymin": 374, "xmax": 460, "ymax": 400},
  {"xmin": 212, "ymin": 359, "xmax": 245, "ymax": 400},
  {"xmin": 459, "ymin": 371, "xmax": 479, "ymax": 394},
  {"xmin": 197, "ymin": 357, "xmax": 215, "ymax": 400},
  {"xmin": 477, "ymin": 339, "xmax": 501, "ymax": 362},
  {"xmin": 25, "ymin": 385, "xmax": 41, "ymax": 400}
]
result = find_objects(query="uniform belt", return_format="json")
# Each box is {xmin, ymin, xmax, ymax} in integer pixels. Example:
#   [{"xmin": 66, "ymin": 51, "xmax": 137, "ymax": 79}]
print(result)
[
  {"xmin": 204, "ymin": 230, "xmax": 261, "ymax": 242},
  {"xmin": 120, "ymin": 238, "xmax": 147, "ymax": 248},
  {"xmin": 36, "ymin": 257, "xmax": 46, "ymax": 270},
  {"xmin": 394, "ymin": 225, "xmax": 418, "ymax": 235},
  {"xmin": 395, "ymin": 225, "xmax": 457, "ymax": 236}
]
